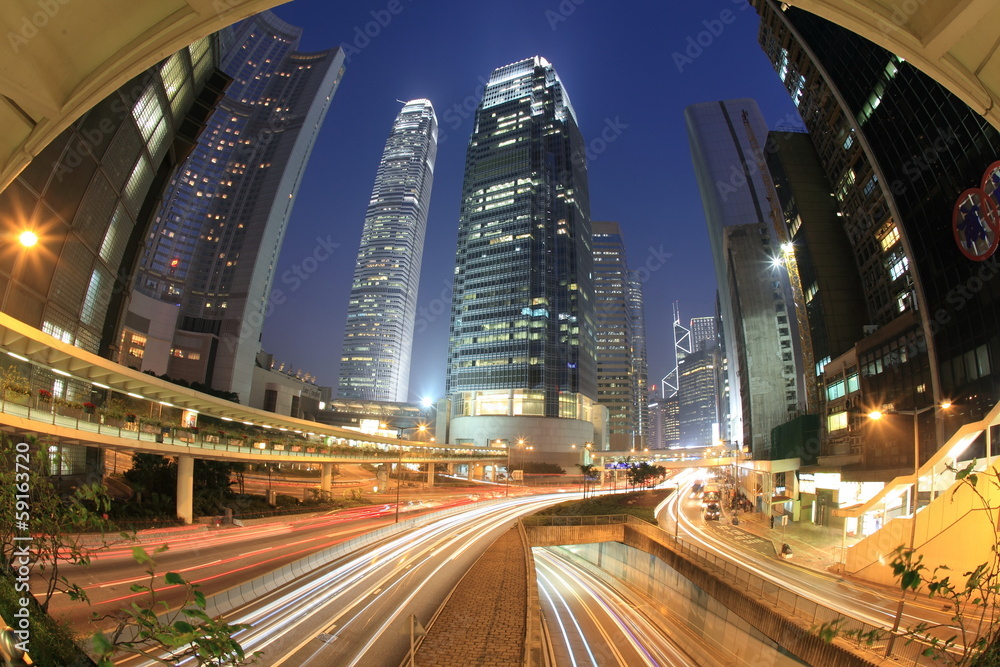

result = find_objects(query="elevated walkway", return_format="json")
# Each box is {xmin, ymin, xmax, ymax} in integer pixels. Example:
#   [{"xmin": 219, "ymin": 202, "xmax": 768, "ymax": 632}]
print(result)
[{"xmin": 837, "ymin": 400, "xmax": 1000, "ymax": 587}]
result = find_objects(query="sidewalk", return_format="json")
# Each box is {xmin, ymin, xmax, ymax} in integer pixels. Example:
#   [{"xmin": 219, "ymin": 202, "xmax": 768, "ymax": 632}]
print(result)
[{"xmin": 724, "ymin": 511, "xmax": 850, "ymax": 573}]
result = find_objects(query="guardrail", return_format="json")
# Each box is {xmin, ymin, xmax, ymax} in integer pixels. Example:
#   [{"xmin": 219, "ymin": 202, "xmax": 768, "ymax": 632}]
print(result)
[
  {"xmin": 0, "ymin": 396, "xmax": 505, "ymax": 463},
  {"xmin": 526, "ymin": 514, "xmax": 951, "ymax": 665}
]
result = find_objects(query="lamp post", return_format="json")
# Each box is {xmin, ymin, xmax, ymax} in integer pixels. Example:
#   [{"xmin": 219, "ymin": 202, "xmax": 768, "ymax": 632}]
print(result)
[
  {"xmin": 394, "ymin": 424, "xmax": 428, "ymax": 523},
  {"xmin": 505, "ymin": 438, "xmax": 526, "ymax": 498},
  {"xmin": 868, "ymin": 400, "xmax": 951, "ymax": 657}
]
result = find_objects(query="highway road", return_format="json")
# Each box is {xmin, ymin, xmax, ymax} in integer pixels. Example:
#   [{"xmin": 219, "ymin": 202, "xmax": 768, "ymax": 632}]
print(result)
[
  {"xmin": 663, "ymin": 470, "xmax": 962, "ymax": 659},
  {"xmin": 535, "ymin": 547, "xmax": 703, "ymax": 666},
  {"xmin": 107, "ymin": 494, "xmax": 574, "ymax": 666},
  {"xmin": 49, "ymin": 496, "xmax": 477, "ymax": 630}
]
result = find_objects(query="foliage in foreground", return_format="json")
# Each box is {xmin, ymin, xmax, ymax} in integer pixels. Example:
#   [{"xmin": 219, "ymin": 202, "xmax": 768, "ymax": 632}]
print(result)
[
  {"xmin": 92, "ymin": 546, "xmax": 259, "ymax": 666},
  {"xmin": 814, "ymin": 460, "xmax": 1000, "ymax": 665}
]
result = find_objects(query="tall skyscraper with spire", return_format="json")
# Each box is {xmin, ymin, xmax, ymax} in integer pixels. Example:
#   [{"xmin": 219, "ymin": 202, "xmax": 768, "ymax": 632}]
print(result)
[
  {"xmin": 338, "ymin": 99, "xmax": 438, "ymax": 402},
  {"xmin": 122, "ymin": 11, "xmax": 345, "ymax": 400},
  {"xmin": 445, "ymin": 56, "xmax": 601, "ymax": 463}
]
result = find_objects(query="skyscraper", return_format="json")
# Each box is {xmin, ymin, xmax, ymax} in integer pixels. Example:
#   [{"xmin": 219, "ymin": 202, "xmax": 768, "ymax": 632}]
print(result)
[
  {"xmin": 678, "ymin": 345, "xmax": 720, "ymax": 448},
  {"xmin": 123, "ymin": 11, "xmax": 345, "ymax": 399},
  {"xmin": 0, "ymin": 36, "xmax": 225, "ymax": 361},
  {"xmin": 338, "ymin": 99, "xmax": 437, "ymax": 402},
  {"xmin": 445, "ymin": 57, "xmax": 601, "ymax": 463},
  {"xmin": 627, "ymin": 274, "xmax": 650, "ymax": 448},
  {"xmin": 593, "ymin": 221, "xmax": 639, "ymax": 449},
  {"xmin": 686, "ymin": 99, "xmax": 808, "ymax": 453},
  {"xmin": 753, "ymin": 0, "xmax": 1000, "ymax": 464},
  {"xmin": 661, "ymin": 302, "xmax": 691, "ymax": 399},
  {"xmin": 690, "ymin": 316, "xmax": 717, "ymax": 352}
]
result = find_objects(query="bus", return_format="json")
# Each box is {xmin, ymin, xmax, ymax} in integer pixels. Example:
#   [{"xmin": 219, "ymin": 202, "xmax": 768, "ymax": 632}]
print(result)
[{"xmin": 702, "ymin": 483, "xmax": 721, "ymax": 506}]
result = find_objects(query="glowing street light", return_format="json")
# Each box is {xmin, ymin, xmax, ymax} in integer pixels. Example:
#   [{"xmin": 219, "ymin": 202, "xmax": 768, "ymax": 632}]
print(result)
[
  {"xmin": 19, "ymin": 230, "xmax": 38, "ymax": 247},
  {"xmin": 867, "ymin": 400, "xmax": 952, "ymax": 657}
]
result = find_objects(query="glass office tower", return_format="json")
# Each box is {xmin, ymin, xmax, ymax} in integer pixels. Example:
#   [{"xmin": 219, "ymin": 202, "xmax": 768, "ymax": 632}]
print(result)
[
  {"xmin": 593, "ymin": 221, "xmax": 638, "ymax": 450},
  {"xmin": 686, "ymin": 99, "xmax": 808, "ymax": 454},
  {"xmin": 338, "ymin": 99, "xmax": 438, "ymax": 402},
  {"xmin": 445, "ymin": 57, "xmax": 601, "ymax": 462},
  {"xmin": 124, "ymin": 11, "xmax": 345, "ymax": 400},
  {"xmin": 754, "ymin": 0, "xmax": 1000, "ymax": 465}
]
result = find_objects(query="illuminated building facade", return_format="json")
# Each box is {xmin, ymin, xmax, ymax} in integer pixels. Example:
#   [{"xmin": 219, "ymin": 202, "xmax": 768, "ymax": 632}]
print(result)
[
  {"xmin": 627, "ymin": 274, "xmax": 649, "ymax": 448},
  {"xmin": 0, "ymin": 36, "xmax": 228, "ymax": 478},
  {"xmin": 445, "ymin": 57, "xmax": 601, "ymax": 463},
  {"xmin": 686, "ymin": 99, "xmax": 807, "ymax": 455},
  {"xmin": 124, "ymin": 11, "xmax": 345, "ymax": 400},
  {"xmin": 593, "ymin": 221, "xmax": 644, "ymax": 449},
  {"xmin": 338, "ymin": 99, "xmax": 438, "ymax": 402},
  {"xmin": 754, "ymin": 0, "xmax": 1000, "ymax": 466}
]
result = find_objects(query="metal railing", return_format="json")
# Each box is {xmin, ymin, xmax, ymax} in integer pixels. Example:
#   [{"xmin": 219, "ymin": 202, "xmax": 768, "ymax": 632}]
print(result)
[{"xmin": 0, "ymin": 395, "xmax": 505, "ymax": 463}]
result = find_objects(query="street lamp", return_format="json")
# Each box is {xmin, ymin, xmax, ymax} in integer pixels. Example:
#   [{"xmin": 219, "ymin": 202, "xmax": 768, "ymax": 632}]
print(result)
[
  {"xmin": 393, "ymin": 424, "xmax": 428, "ymax": 523},
  {"xmin": 868, "ymin": 400, "xmax": 951, "ymax": 657}
]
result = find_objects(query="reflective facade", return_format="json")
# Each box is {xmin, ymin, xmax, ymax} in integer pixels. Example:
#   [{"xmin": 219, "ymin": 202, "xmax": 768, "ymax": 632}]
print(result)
[
  {"xmin": 338, "ymin": 99, "xmax": 438, "ymax": 402},
  {"xmin": 686, "ymin": 99, "xmax": 807, "ymax": 452},
  {"xmin": 446, "ymin": 57, "xmax": 596, "ymax": 408},
  {"xmin": 0, "ymin": 38, "xmax": 221, "ymax": 355},
  {"xmin": 754, "ymin": 0, "xmax": 1000, "ymax": 465},
  {"xmin": 125, "ymin": 11, "xmax": 345, "ymax": 399},
  {"xmin": 445, "ymin": 57, "xmax": 597, "ymax": 457}
]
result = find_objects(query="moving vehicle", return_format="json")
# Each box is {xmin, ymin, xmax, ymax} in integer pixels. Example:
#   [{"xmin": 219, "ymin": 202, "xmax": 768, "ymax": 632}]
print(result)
[
  {"xmin": 702, "ymin": 483, "xmax": 721, "ymax": 507},
  {"xmin": 704, "ymin": 501, "xmax": 721, "ymax": 521}
]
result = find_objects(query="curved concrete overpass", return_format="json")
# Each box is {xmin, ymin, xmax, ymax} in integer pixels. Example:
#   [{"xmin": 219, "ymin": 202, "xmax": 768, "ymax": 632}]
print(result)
[
  {"xmin": 0, "ymin": 0, "xmax": 286, "ymax": 191},
  {"xmin": 1, "ymin": 0, "xmax": 998, "ymax": 193},
  {"xmin": 780, "ymin": 0, "xmax": 1000, "ymax": 130},
  {"xmin": 0, "ymin": 311, "xmax": 505, "ymax": 522}
]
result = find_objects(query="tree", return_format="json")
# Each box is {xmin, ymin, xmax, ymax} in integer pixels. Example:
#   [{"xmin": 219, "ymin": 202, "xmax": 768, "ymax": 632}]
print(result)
[
  {"xmin": 577, "ymin": 463, "xmax": 597, "ymax": 498},
  {"xmin": 0, "ymin": 435, "xmax": 119, "ymax": 611},
  {"xmin": 124, "ymin": 453, "xmax": 177, "ymax": 504},
  {"xmin": 92, "ymin": 545, "xmax": 258, "ymax": 666}
]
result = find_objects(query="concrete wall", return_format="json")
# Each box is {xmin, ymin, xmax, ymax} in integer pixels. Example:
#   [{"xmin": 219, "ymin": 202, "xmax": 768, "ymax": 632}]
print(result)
[
  {"xmin": 524, "ymin": 522, "xmax": 876, "ymax": 666},
  {"xmin": 846, "ymin": 460, "xmax": 1000, "ymax": 587},
  {"xmin": 548, "ymin": 541, "xmax": 800, "ymax": 666}
]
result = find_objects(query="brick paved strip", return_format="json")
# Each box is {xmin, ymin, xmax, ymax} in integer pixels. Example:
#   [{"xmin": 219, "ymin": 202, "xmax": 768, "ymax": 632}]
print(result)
[{"xmin": 414, "ymin": 528, "xmax": 527, "ymax": 666}]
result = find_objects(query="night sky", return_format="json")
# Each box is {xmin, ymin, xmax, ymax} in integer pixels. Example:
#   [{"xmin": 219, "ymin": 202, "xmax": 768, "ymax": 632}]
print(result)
[{"xmin": 260, "ymin": 0, "xmax": 804, "ymax": 403}]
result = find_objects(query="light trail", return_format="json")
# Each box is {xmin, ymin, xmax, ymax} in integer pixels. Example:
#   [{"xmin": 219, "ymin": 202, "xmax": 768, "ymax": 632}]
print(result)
[
  {"xmin": 127, "ymin": 494, "xmax": 576, "ymax": 666},
  {"xmin": 536, "ymin": 548, "xmax": 699, "ymax": 666}
]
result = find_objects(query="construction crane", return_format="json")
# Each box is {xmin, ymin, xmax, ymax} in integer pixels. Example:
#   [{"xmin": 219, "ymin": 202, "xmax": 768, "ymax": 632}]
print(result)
[{"xmin": 741, "ymin": 110, "xmax": 818, "ymax": 413}]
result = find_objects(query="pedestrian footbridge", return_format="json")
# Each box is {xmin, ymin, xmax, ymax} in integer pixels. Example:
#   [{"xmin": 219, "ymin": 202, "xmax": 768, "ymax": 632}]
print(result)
[{"xmin": 0, "ymin": 312, "xmax": 504, "ymax": 522}]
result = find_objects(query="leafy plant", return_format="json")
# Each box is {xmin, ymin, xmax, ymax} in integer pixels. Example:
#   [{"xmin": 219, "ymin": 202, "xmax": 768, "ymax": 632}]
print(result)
[
  {"xmin": 92, "ymin": 545, "xmax": 259, "ymax": 666},
  {"xmin": 0, "ymin": 435, "xmax": 122, "ymax": 611},
  {"xmin": 815, "ymin": 460, "xmax": 1000, "ymax": 664}
]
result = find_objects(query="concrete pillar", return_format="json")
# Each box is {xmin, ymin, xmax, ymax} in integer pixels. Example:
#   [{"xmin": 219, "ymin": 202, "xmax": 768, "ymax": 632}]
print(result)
[
  {"xmin": 425, "ymin": 464, "xmax": 435, "ymax": 486},
  {"xmin": 176, "ymin": 455, "xmax": 194, "ymax": 525},
  {"xmin": 467, "ymin": 463, "xmax": 474, "ymax": 481},
  {"xmin": 321, "ymin": 463, "xmax": 333, "ymax": 492},
  {"xmin": 447, "ymin": 463, "xmax": 455, "ymax": 475}
]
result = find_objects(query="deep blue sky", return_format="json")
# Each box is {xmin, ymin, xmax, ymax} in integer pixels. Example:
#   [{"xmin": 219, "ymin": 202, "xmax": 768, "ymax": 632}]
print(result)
[{"xmin": 261, "ymin": 0, "xmax": 804, "ymax": 403}]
